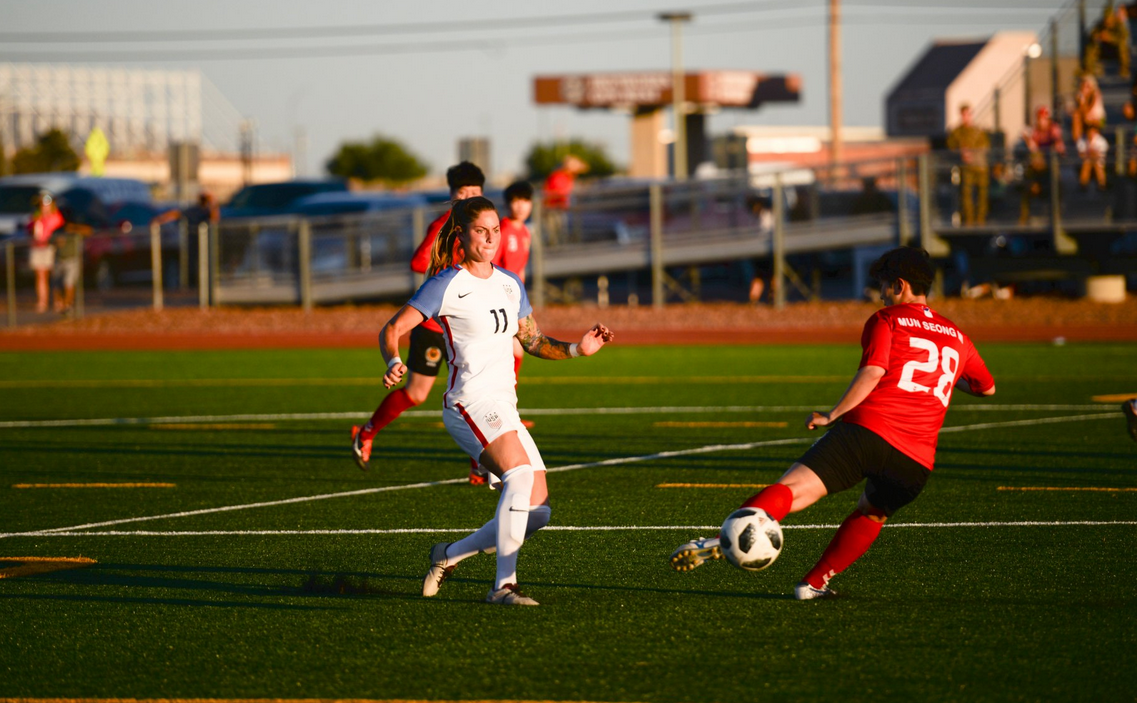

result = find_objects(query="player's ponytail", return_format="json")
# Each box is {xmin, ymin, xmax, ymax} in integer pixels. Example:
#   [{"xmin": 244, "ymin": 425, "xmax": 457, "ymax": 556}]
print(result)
[{"xmin": 428, "ymin": 196, "xmax": 498, "ymax": 276}]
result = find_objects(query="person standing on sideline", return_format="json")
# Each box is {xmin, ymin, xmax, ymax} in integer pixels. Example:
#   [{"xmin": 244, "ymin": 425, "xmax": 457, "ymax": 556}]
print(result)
[
  {"xmin": 351, "ymin": 162, "xmax": 485, "ymax": 471},
  {"xmin": 377, "ymin": 196, "xmax": 612, "ymax": 605},
  {"xmin": 542, "ymin": 154, "xmax": 587, "ymax": 244},
  {"xmin": 28, "ymin": 192, "xmax": 65, "ymax": 313},
  {"xmin": 946, "ymin": 104, "xmax": 990, "ymax": 226},
  {"xmin": 671, "ymin": 247, "xmax": 995, "ymax": 600}
]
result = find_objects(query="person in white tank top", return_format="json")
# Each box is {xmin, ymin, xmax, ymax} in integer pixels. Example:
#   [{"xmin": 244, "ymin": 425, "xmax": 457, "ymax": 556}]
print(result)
[{"xmin": 377, "ymin": 196, "xmax": 614, "ymax": 606}]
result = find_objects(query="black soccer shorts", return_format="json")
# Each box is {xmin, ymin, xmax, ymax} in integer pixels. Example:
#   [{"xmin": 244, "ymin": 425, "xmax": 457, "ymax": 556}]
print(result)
[
  {"xmin": 796, "ymin": 421, "xmax": 932, "ymax": 517},
  {"xmin": 406, "ymin": 326, "xmax": 446, "ymax": 377}
]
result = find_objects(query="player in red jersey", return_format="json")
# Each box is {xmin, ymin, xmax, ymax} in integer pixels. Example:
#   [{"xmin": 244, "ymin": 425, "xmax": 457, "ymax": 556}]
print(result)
[
  {"xmin": 351, "ymin": 162, "xmax": 485, "ymax": 471},
  {"xmin": 670, "ymin": 247, "xmax": 996, "ymax": 599},
  {"xmin": 494, "ymin": 181, "xmax": 534, "ymax": 377}
]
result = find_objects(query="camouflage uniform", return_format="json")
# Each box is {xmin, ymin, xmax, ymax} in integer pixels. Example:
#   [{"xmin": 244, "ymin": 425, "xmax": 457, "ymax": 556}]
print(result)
[{"xmin": 947, "ymin": 124, "xmax": 990, "ymax": 226}]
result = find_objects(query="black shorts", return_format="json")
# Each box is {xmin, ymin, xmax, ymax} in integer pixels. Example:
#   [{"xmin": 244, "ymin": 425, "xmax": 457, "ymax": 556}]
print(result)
[
  {"xmin": 407, "ymin": 326, "xmax": 446, "ymax": 377},
  {"xmin": 796, "ymin": 421, "xmax": 931, "ymax": 516}
]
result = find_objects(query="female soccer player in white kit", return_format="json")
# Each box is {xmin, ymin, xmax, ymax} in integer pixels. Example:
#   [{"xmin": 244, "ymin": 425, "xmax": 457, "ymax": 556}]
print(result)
[{"xmin": 377, "ymin": 196, "xmax": 614, "ymax": 606}]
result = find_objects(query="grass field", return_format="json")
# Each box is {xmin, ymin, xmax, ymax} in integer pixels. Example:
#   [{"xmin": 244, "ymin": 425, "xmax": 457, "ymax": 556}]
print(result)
[{"xmin": 1, "ymin": 342, "xmax": 1135, "ymax": 702}]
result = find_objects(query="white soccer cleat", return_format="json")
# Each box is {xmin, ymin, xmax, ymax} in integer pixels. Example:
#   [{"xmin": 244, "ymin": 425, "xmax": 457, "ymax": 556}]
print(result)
[
  {"xmin": 422, "ymin": 542, "xmax": 455, "ymax": 597},
  {"xmin": 485, "ymin": 583, "xmax": 539, "ymax": 606},
  {"xmin": 669, "ymin": 537, "xmax": 723, "ymax": 572},
  {"xmin": 794, "ymin": 581, "xmax": 839, "ymax": 600}
]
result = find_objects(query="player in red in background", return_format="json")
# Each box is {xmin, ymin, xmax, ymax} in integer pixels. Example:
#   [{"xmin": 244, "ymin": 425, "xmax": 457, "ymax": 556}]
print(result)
[
  {"xmin": 351, "ymin": 162, "xmax": 485, "ymax": 472},
  {"xmin": 670, "ymin": 247, "xmax": 996, "ymax": 599},
  {"xmin": 494, "ymin": 183, "xmax": 534, "ymax": 387}
]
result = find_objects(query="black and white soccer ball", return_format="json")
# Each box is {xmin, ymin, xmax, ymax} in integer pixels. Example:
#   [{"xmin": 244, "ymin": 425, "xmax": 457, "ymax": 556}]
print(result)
[{"xmin": 719, "ymin": 508, "xmax": 783, "ymax": 571}]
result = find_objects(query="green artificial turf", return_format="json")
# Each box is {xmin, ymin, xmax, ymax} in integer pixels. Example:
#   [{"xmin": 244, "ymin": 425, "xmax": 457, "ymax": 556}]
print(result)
[{"xmin": 0, "ymin": 342, "xmax": 1135, "ymax": 702}]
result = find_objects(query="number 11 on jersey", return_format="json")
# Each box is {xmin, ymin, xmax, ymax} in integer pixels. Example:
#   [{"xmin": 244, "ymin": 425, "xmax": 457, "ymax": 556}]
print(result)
[{"xmin": 490, "ymin": 308, "xmax": 508, "ymax": 334}]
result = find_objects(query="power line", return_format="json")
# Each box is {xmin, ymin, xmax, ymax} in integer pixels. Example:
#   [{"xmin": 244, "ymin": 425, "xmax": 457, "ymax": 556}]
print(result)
[{"xmin": 0, "ymin": 0, "xmax": 1068, "ymax": 45}]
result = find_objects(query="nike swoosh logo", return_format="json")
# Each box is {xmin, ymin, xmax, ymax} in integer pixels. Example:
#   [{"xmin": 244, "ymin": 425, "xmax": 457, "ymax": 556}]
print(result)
[{"xmin": 458, "ymin": 292, "xmax": 472, "ymax": 298}]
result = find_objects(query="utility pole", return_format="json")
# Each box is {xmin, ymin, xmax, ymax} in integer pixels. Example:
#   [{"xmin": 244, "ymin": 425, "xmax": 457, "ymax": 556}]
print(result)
[
  {"xmin": 829, "ymin": 0, "xmax": 842, "ymax": 166},
  {"xmin": 659, "ymin": 12, "xmax": 692, "ymax": 181}
]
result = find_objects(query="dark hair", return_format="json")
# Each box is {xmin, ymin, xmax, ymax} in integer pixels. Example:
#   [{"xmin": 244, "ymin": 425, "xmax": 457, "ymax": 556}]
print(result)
[
  {"xmin": 429, "ymin": 196, "xmax": 497, "ymax": 276},
  {"xmin": 869, "ymin": 246, "xmax": 934, "ymax": 296},
  {"xmin": 446, "ymin": 161, "xmax": 485, "ymax": 195},
  {"xmin": 504, "ymin": 180, "xmax": 533, "ymax": 203}
]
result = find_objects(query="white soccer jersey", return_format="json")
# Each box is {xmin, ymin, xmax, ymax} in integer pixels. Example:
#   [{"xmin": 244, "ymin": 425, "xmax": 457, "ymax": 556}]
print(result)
[{"xmin": 408, "ymin": 264, "xmax": 532, "ymax": 409}]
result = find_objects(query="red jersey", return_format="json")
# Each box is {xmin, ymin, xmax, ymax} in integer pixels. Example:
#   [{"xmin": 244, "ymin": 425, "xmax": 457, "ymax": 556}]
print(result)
[
  {"xmin": 493, "ymin": 217, "xmax": 531, "ymax": 281},
  {"xmin": 544, "ymin": 168, "xmax": 574, "ymax": 209},
  {"xmin": 842, "ymin": 303, "xmax": 994, "ymax": 470},
  {"xmin": 410, "ymin": 212, "xmax": 450, "ymax": 333},
  {"xmin": 30, "ymin": 209, "xmax": 65, "ymax": 247}
]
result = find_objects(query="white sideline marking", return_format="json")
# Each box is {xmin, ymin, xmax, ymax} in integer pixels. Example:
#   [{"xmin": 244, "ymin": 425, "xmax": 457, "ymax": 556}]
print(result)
[
  {"xmin": 0, "ymin": 412, "xmax": 1118, "ymax": 541},
  {"xmin": 0, "ymin": 404, "xmax": 1113, "ymax": 430},
  {"xmin": 10, "ymin": 521, "xmax": 1137, "ymax": 538}
]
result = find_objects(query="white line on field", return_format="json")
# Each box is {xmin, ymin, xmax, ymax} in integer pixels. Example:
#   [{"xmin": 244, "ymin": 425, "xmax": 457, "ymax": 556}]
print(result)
[
  {"xmin": 0, "ymin": 412, "xmax": 1118, "ymax": 541},
  {"xmin": 10, "ymin": 520, "xmax": 1137, "ymax": 538},
  {"xmin": 0, "ymin": 405, "xmax": 1114, "ymax": 429}
]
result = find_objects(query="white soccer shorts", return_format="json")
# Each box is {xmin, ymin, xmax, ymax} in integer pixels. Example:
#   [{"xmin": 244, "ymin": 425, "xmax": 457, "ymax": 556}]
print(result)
[{"xmin": 443, "ymin": 398, "xmax": 546, "ymax": 471}]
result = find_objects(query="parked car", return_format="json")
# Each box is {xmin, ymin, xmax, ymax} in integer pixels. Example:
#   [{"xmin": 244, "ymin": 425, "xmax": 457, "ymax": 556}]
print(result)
[
  {"xmin": 0, "ymin": 173, "xmax": 152, "ymax": 238},
  {"xmin": 80, "ymin": 201, "xmax": 184, "ymax": 289},
  {"xmin": 221, "ymin": 179, "xmax": 348, "ymax": 219},
  {"xmin": 286, "ymin": 191, "xmax": 429, "ymax": 217}
]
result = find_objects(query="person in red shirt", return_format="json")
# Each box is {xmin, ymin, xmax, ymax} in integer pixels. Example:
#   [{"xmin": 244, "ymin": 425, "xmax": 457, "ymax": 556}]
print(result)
[
  {"xmin": 28, "ymin": 191, "xmax": 66, "ymax": 313},
  {"xmin": 494, "ymin": 180, "xmax": 533, "ymax": 280},
  {"xmin": 351, "ymin": 162, "xmax": 485, "ymax": 471},
  {"xmin": 542, "ymin": 154, "xmax": 586, "ymax": 244},
  {"xmin": 670, "ymin": 247, "xmax": 996, "ymax": 599},
  {"xmin": 494, "ymin": 180, "xmax": 534, "ymax": 385}
]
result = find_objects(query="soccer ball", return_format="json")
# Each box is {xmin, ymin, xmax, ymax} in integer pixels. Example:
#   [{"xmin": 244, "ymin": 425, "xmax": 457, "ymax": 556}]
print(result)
[{"xmin": 719, "ymin": 508, "xmax": 783, "ymax": 571}]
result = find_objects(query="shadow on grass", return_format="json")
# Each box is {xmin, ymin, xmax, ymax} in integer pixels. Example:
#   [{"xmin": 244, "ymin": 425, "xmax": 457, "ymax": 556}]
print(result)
[{"xmin": 0, "ymin": 562, "xmax": 435, "ymax": 609}]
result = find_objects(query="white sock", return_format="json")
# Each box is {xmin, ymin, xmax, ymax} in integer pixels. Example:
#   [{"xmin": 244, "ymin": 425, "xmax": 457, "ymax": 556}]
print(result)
[
  {"xmin": 445, "ymin": 502, "xmax": 551, "ymax": 563},
  {"xmin": 494, "ymin": 464, "xmax": 534, "ymax": 589},
  {"xmin": 444, "ymin": 520, "xmax": 496, "ymax": 563}
]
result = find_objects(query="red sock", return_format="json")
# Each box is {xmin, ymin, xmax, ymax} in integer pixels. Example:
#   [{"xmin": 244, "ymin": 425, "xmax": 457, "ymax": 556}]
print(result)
[
  {"xmin": 362, "ymin": 388, "xmax": 416, "ymax": 439},
  {"xmin": 803, "ymin": 511, "xmax": 883, "ymax": 589},
  {"xmin": 739, "ymin": 483, "xmax": 793, "ymax": 521}
]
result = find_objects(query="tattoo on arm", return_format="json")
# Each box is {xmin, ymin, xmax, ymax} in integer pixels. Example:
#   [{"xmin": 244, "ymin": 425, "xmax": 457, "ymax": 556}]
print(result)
[{"xmin": 516, "ymin": 315, "xmax": 574, "ymax": 360}]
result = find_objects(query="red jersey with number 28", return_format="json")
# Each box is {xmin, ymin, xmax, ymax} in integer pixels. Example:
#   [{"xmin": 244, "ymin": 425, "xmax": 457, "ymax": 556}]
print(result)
[{"xmin": 842, "ymin": 303, "xmax": 994, "ymax": 470}]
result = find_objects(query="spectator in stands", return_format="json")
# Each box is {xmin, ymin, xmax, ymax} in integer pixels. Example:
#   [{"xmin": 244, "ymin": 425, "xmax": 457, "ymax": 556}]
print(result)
[
  {"xmin": 1078, "ymin": 123, "xmax": 1110, "ymax": 190},
  {"xmin": 1072, "ymin": 74, "xmax": 1106, "ymax": 141},
  {"xmin": 1020, "ymin": 106, "xmax": 1066, "ymax": 223},
  {"xmin": 743, "ymin": 194, "xmax": 774, "ymax": 303},
  {"xmin": 850, "ymin": 177, "xmax": 895, "ymax": 215},
  {"xmin": 946, "ymin": 104, "xmax": 990, "ymax": 226},
  {"xmin": 542, "ymin": 154, "xmax": 587, "ymax": 245},
  {"xmin": 28, "ymin": 191, "xmax": 64, "ymax": 313},
  {"xmin": 1085, "ymin": 2, "xmax": 1131, "ymax": 79}
]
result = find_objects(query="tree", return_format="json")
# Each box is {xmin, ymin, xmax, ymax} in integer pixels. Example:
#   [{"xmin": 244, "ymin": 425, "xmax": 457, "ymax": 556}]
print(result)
[
  {"xmin": 524, "ymin": 139, "xmax": 618, "ymax": 181},
  {"xmin": 12, "ymin": 128, "xmax": 81, "ymax": 174},
  {"xmin": 325, "ymin": 135, "xmax": 428, "ymax": 186}
]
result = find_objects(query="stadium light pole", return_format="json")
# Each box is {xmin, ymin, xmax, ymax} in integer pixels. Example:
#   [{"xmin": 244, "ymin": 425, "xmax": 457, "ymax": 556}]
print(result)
[{"xmin": 659, "ymin": 11, "xmax": 692, "ymax": 181}]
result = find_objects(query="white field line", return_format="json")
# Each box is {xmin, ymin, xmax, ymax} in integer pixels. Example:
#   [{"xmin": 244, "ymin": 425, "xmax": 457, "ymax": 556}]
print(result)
[
  {"xmin": 0, "ymin": 404, "xmax": 1114, "ymax": 430},
  {"xmin": 0, "ymin": 437, "xmax": 813, "ymax": 539},
  {"xmin": 0, "ymin": 412, "xmax": 1119, "ymax": 541},
  {"xmin": 13, "ymin": 520, "xmax": 1137, "ymax": 538}
]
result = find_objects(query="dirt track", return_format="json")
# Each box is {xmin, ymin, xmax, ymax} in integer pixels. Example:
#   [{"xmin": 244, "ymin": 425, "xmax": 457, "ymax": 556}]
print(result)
[{"xmin": 1, "ymin": 298, "xmax": 1136, "ymax": 350}]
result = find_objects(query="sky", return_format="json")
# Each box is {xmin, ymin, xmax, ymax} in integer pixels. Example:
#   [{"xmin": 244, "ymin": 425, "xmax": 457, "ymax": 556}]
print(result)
[{"xmin": 2, "ymin": 0, "xmax": 1075, "ymax": 182}]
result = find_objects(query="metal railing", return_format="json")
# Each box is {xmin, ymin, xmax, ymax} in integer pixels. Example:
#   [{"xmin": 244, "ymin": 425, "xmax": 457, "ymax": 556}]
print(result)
[{"xmin": 5, "ymin": 147, "xmax": 1136, "ymax": 326}]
